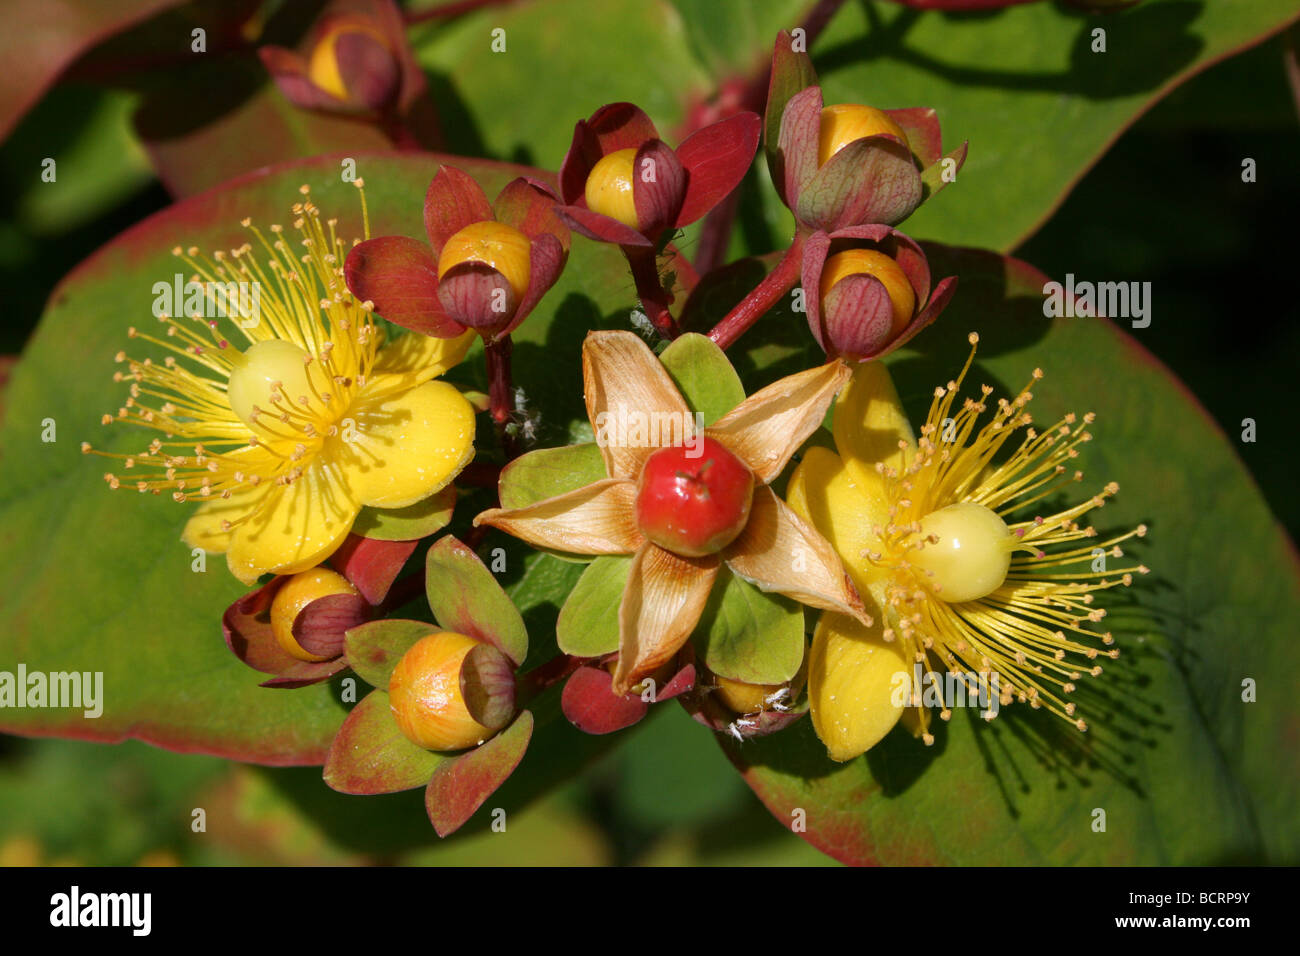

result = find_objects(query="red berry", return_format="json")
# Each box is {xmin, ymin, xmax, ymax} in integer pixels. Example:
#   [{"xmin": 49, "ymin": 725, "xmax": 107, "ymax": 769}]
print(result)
[{"xmin": 634, "ymin": 437, "xmax": 755, "ymax": 557}]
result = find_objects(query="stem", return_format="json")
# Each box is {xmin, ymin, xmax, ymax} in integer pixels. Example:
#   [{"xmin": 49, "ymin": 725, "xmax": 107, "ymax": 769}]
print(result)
[
  {"xmin": 707, "ymin": 233, "xmax": 805, "ymax": 350},
  {"xmin": 515, "ymin": 653, "xmax": 585, "ymax": 709},
  {"xmin": 485, "ymin": 335, "xmax": 519, "ymax": 460},
  {"xmin": 625, "ymin": 247, "xmax": 681, "ymax": 340}
]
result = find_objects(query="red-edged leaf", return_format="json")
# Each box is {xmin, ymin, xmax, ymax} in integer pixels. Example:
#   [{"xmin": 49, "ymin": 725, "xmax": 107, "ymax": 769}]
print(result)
[
  {"xmin": 324, "ymin": 689, "xmax": 444, "ymax": 794},
  {"xmin": 260, "ymin": 657, "xmax": 349, "ymax": 689},
  {"xmin": 344, "ymin": 618, "xmax": 439, "ymax": 689},
  {"xmin": 777, "ymin": 85, "xmax": 823, "ymax": 213},
  {"xmin": 0, "ymin": 0, "xmax": 185, "ymax": 142},
  {"xmin": 425, "ymin": 537, "xmax": 528, "ymax": 666},
  {"xmin": 631, "ymin": 139, "xmax": 686, "ymax": 236},
  {"xmin": 561, "ymin": 665, "xmax": 649, "ymax": 734},
  {"xmin": 493, "ymin": 177, "xmax": 570, "ymax": 249},
  {"xmin": 501, "ymin": 232, "xmax": 566, "ymax": 339},
  {"xmin": 437, "ymin": 261, "xmax": 517, "ymax": 330},
  {"xmin": 764, "ymin": 30, "xmax": 819, "ymax": 200},
  {"xmin": 222, "ymin": 578, "xmax": 295, "ymax": 675},
  {"xmin": 293, "ymin": 592, "xmax": 371, "ymax": 659},
  {"xmin": 344, "ymin": 235, "xmax": 465, "ymax": 338},
  {"xmin": 330, "ymin": 535, "xmax": 418, "ymax": 605},
  {"xmin": 884, "ymin": 107, "xmax": 943, "ymax": 170},
  {"xmin": 558, "ymin": 102, "xmax": 660, "ymax": 204},
  {"xmin": 425, "ymin": 710, "xmax": 533, "ymax": 837},
  {"xmin": 423, "ymin": 164, "xmax": 493, "ymax": 256},
  {"xmin": 674, "ymin": 112, "xmax": 761, "ymax": 228},
  {"xmin": 554, "ymin": 204, "xmax": 651, "ymax": 247}
]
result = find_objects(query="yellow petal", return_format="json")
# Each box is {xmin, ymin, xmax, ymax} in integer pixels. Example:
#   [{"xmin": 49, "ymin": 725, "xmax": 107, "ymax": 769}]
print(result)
[
  {"xmin": 832, "ymin": 360, "xmax": 915, "ymax": 495},
  {"xmin": 809, "ymin": 611, "xmax": 909, "ymax": 762},
  {"xmin": 583, "ymin": 330, "xmax": 693, "ymax": 481},
  {"xmin": 181, "ymin": 486, "xmax": 268, "ymax": 555},
  {"xmin": 724, "ymin": 485, "xmax": 868, "ymax": 624},
  {"xmin": 364, "ymin": 329, "xmax": 476, "ymax": 400},
  {"xmin": 707, "ymin": 358, "xmax": 850, "ymax": 484},
  {"xmin": 613, "ymin": 543, "xmax": 718, "ymax": 695},
  {"xmin": 331, "ymin": 379, "xmax": 476, "ymax": 510},
  {"xmin": 785, "ymin": 445, "xmax": 891, "ymax": 595},
  {"xmin": 225, "ymin": 458, "xmax": 359, "ymax": 585},
  {"xmin": 475, "ymin": 478, "xmax": 643, "ymax": 555}
]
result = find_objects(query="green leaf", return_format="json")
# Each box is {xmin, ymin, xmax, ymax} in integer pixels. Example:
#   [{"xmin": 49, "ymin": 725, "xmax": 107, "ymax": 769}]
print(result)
[
  {"xmin": 696, "ymin": 568, "xmax": 805, "ymax": 684},
  {"xmin": 344, "ymin": 619, "xmax": 439, "ymax": 690},
  {"xmin": 0, "ymin": 153, "xmax": 635, "ymax": 762},
  {"xmin": 658, "ymin": 332, "xmax": 746, "ymax": 424},
  {"xmin": 425, "ymin": 536, "xmax": 528, "ymax": 667},
  {"xmin": 556, "ymin": 556, "xmax": 632, "ymax": 658},
  {"xmin": 498, "ymin": 442, "xmax": 608, "ymax": 510},
  {"xmin": 811, "ymin": 0, "xmax": 1300, "ymax": 251},
  {"xmin": 323, "ymin": 690, "xmax": 445, "ymax": 795},
  {"xmin": 721, "ymin": 246, "xmax": 1300, "ymax": 865},
  {"xmin": 351, "ymin": 486, "xmax": 456, "ymax": 542}
]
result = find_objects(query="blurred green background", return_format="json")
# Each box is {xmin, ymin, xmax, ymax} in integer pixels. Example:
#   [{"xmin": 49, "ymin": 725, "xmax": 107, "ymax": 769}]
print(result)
[{"xmin": 1, "ymin": 2, "xmax": 1295, "ymax": 865}]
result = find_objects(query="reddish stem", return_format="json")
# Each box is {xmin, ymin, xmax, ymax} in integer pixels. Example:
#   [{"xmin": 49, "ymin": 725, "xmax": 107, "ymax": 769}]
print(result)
[
  {"xmin": 707, "ymin": 233, "xmax": 805, "ymax": 350},
  {"xmin": 485, "ymin": 334, "xmax": 520, "ymax": 459},
  {"xmin": 625, "ymin": 246, "xmax": 681, "ymax": 340},
  {"xmin": 515, "ymin": 654, "xmax": 585, "ymax": 708}
]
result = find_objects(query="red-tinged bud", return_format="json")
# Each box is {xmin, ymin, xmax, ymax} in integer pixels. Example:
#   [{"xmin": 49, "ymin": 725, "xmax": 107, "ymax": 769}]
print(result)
[
  {"xmin": 584, "ymin": 148, "xmax": 640, "ymax": 230},
  {"xmin": 634, "ymin": 438, "xmax": 755, "ymax": 558},
  {"xmin": 270, "ymin": 568, "xmax": 363, "ymax": 662},
  {"xmin": 820, "ymin": 248, "xmax": 916, "ymax": 341},
  {"xmin": 389, "ymin": 632, "xmax": 516, "ymax": 752},
  {"xmin": 818, "ymin": 104, "xmax": 909, "ymax": 166},
  {"xmin": 437, "ymin": 220, "xmax": 532, "ymax": 303}
]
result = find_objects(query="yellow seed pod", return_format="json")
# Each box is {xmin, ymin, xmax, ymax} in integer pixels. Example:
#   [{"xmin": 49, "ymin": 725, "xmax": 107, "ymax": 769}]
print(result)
[
  {"xmin": 819, "ymin": 249, "xmax": 916, "ymax": 338},
  {"xmin": 270, "ymin": 567, "xmax": 361, "ymax": 662},
  {"xmin": 307, "ymin": 20, "xmax": 390, "ymax": 101},
  {"xmin": 817, "ymin": 104, "xmax": 909, "ymax": 166},
  {"xmin": 437, "ymin": 220, "xmax": 532, "ymax": 303},
  {"xmin": 909, "ymin": 502, "xmax": 1013, "ymax": 603},
  {"xmin": 584, "ymin": 148, "xmax": 640, "ymax": 230},
  {"xmin": 713, "ymin": 654, "xmax": 808, "ymax": 716},
  {"xmin": 388, "ymin": 632, "xmax": 499, "ymax": 751}
]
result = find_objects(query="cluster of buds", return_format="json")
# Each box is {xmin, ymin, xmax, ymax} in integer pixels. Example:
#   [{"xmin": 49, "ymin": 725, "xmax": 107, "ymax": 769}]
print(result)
[
  {"xmin": 344, "ymin": 166, "xmax": 570, "ymax": 343},
  {"xmin": 705, "ymin": 31, "xmax": 962, "ymax": 360},
  {"xmin": 324, "ymin": 537, "xmax": 535, "ymax": 837}
]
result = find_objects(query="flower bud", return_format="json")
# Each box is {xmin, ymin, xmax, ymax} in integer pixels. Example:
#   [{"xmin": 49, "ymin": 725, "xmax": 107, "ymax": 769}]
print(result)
[
  {"xmin": 437, "ymin": 220, "xmax": 532, "ymax": 303},
  {"xmin": 634, "ymin": 438, "xmax": 755, "ymax": 558},
  {"xmin": 713, "ymin": 660, "xmax": 806, "ymax": 717},
  {"xmin": 306, "ymin": 18, "xmax": 398, "ymax": 109},
  {"xmin": 819, "ymin": 249, "xmax": 916, "ymax": 341},
  {"xmin": 388, "ymin": 632, "xmax": 516, "ymax": 752},
  {"xmin": 270, "ymin": 568, "xmax": 362, "ymax": 662},
  {"xmin": 818, "ymin": 104, "xmax": 909, "ymax": 166},
  {"xmin": 583, "ymin": 148, "xmax": 640, "ymax": 230}
]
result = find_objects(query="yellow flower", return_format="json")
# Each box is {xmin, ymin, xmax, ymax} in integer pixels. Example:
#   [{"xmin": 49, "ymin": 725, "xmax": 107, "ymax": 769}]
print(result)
[
  {"xmin": 787, "ymin": 334, "xmax": 1148, "ymax": 761},
  {"xmin": 85, "ymin": 185, "xmax": 476, "ymax": 584}
]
